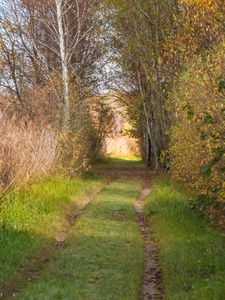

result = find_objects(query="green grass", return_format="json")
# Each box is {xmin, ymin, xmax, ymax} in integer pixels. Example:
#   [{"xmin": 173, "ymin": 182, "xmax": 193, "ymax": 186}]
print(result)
[
  {"xmin": 0, "ymin": 175, "xmax": 106, "ymax": 287},
  {"xmin": 16, "ymin": 179, "xmax": 144, "ymax": 300},
  {"xmin": 94, "ymin": 156, "xmax": 143, "ymax": 168},
  {"xmin": 145, "ymin": 179, "xmax": 225, "ymax": 300}
]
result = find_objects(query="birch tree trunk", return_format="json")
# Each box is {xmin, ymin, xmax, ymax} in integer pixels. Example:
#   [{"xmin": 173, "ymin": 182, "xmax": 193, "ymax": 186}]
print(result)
[{"xmin": 55, "ymin": 0, "xmax": 70, "ymax": 131}]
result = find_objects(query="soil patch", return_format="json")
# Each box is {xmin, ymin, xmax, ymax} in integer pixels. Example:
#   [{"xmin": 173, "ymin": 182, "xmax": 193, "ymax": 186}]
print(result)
[
  {"xmin": 135, "ymin": 184, "xmax": 164, "ymax": 299},
  {"xmin": 95, "ymin": 166, "xmax": 151, "ymax": 182}
]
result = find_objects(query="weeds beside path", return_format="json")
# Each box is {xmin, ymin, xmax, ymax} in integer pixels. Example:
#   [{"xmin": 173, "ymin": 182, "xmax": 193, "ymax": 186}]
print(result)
[{"xmin": 145, "ymin": 180, "xmax": 225, "ymax": 300}]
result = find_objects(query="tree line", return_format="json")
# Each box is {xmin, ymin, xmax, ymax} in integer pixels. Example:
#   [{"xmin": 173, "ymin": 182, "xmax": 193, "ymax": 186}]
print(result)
[
  {"xmin": 0, "ymin": 0, "xmax": 113, "ymax": 189},
  {"xmin": 102, "ymin": 0, "xmax": 225, "ymax": 211},
  {"xmin": 0, "ymin": 0, "xmax": 225, "ymax": 211}
]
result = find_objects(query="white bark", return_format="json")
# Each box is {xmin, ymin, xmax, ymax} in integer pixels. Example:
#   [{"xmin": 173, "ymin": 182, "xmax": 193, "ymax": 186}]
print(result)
[
  {"xmin": 55, "ymin": 0, "xmax": 70, "ymax": 131},
  {"xmin": 2, "ymin": 0, "xmax": 97, "ymax": 130}
]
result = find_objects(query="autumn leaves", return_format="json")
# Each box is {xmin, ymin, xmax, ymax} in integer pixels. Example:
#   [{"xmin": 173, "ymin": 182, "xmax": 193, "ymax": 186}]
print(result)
[{"xmin": 102, "ymin": 0, "xmax": 225, "ymax": 207}]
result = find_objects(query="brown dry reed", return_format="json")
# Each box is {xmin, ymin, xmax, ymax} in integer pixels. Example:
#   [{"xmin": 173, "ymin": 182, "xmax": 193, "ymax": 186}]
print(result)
[
  {"xmin": 103, "ymin": 136, "xmax": 140, "ymax": 157},
  {"xmin": 0, "ymin": 112, "xmax": 58, "ymax": 193}
]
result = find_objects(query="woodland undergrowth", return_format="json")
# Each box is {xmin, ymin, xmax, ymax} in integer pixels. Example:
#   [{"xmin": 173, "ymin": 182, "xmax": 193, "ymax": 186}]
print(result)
[{"xmin": 167, "ymin": 46, "xmax": 225, "ymax": 222}]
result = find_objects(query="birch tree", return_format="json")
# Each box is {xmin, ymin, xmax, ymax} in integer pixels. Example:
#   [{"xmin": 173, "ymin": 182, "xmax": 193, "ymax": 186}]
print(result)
[
  {"xmin": 27, "ymin": 0, "xmax": 99, "ymax": 130},
  {"xmin": 0, "ymin": 0, "xmax": 102, "ymax": 128},
  {"xmin": 55, "ymin": 0, "xmax": 69, "ymax": 130}
]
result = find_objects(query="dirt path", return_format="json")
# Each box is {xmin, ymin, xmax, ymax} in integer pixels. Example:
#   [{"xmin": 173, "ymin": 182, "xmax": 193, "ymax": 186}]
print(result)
[
  {"xmin": 135, "ymin": 186, "xmax": 164, "ymax": 299},
  {"xmin": 2, "ymin": 162, "xmax": 163, "ymax": 299},
  {"xmin": 96, "ymin": 164, "xmax": 164, "ymax": 299}
]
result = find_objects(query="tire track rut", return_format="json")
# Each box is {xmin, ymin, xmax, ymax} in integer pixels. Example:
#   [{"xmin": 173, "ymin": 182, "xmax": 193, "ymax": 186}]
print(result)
[
  {"xmin": 135, "ymin": 185, "xmax": 164, "ymax": 300},
  {"xmin": 1, "ymin": 184, "xmax": 111, "ymax": 300}
]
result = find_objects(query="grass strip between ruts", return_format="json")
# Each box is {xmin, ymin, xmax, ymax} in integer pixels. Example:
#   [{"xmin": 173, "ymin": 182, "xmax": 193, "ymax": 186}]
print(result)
[
  {"xmin": 145, "ymin": 179, "xmax": 225, "ymax": 300},
  {"xmin": 16, "ymin": 178, "xmax": 144, "ymax": 300}
]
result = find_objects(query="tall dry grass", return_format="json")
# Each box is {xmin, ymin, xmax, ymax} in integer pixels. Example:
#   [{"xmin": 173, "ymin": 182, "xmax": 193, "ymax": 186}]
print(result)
[
  {"xmin": 103, "ymin": 136, "xmax": 140, "ymax": 157},
  {"xmin": 0, "ymin": 113, "xmax": 58, "ymax": 192}
]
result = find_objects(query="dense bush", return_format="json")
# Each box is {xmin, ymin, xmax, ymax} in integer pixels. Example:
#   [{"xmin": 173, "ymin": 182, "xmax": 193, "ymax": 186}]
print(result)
[
  {"xmin": 0, "ymin": 89, "xmax": 114, "ymax": 192},
  {"xmin": 58, "ymin": 98, "xmax": 114, "ymax": 176},
  {"xmin": 168, "ymin": 47, "xmax": 225, "ymax": 205}
]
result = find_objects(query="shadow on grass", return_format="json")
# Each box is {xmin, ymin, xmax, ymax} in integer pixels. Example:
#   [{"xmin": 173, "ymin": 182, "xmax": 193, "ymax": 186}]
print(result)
[
  {"xmin": 12, "ymin": 177, "xmax": 144, "ymax": 300},
  {"xmin": 16, "ymin": 212, "xmax": 143, "ymax": 300},
  {"xmin": 99, "ymin": 185, "xmax": 140, "ymax": 198},
  {"xmin": 0, "ymin": 226, "xmax": 52, "ymax": 298},
  {"xmin": 94, "ymin": 156, "xmax": 143, "ymax": 168}
]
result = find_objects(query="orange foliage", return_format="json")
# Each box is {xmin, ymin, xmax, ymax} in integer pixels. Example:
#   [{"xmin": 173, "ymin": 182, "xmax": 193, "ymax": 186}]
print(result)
[
  {"xmin": 165, "ymin": 0, "xmax": 224, "ymax": 62},
  {"xmin": 168, "ymin": 48, "xmax": 225, "ymax": 203}
]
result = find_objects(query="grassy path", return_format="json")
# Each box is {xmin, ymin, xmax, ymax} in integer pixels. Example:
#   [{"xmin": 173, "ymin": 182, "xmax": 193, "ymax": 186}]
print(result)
[
  {"xmin": 6, "ymin": 157, "xmax": 225, "ymax": 299},
  {"xmin": 14, "ymin": 178, "xmax": 144, "ymax": 300}
]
